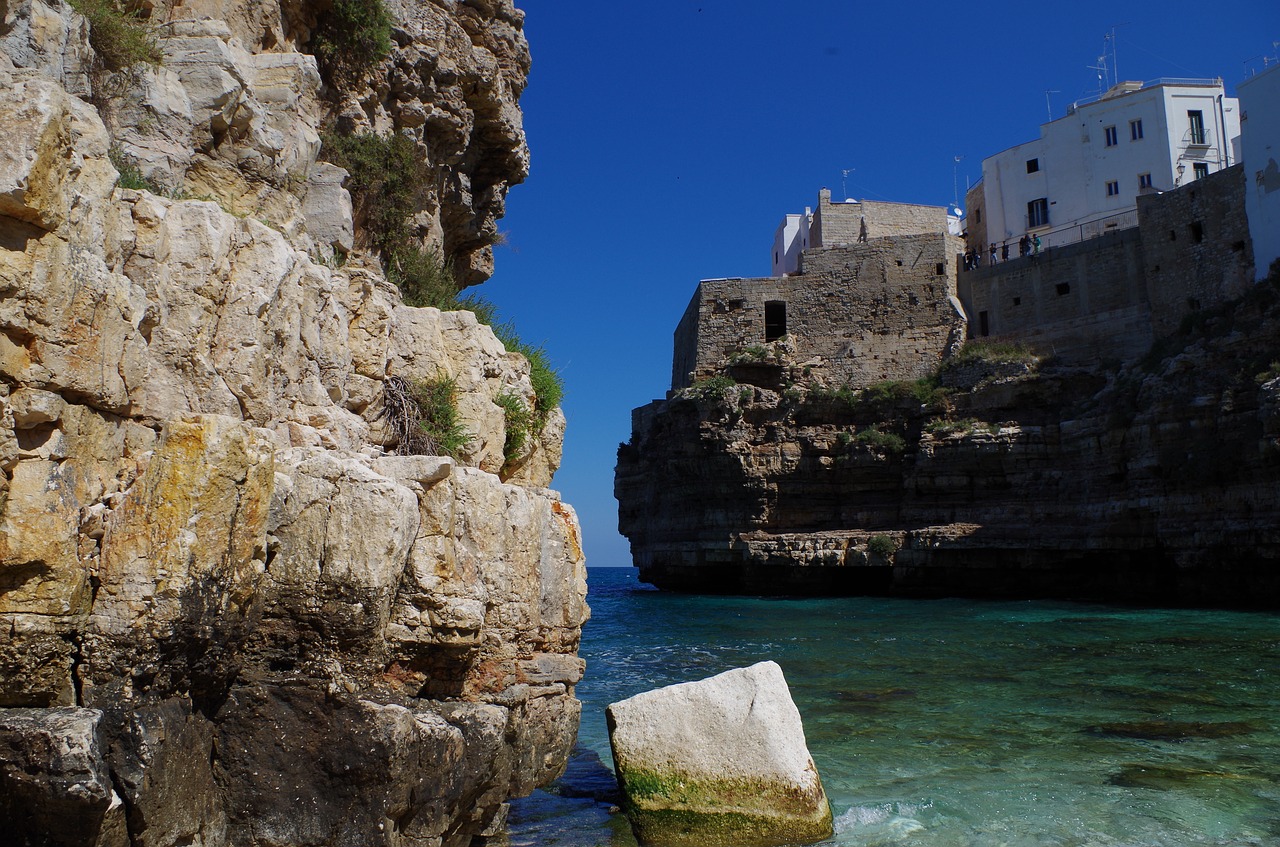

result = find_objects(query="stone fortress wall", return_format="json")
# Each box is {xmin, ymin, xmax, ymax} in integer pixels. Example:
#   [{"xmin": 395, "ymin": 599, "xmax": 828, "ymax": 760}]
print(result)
[
  {"xmin": 678, "ymin": 161, "xmax": 1253, "ymax": 400},
  {"xmin": 673, "ymin": 230, "xmax": 965, "ymax": 391},
  {"xmin": 959, "ymin": 165, "xmax": 1254, "ymax": 360}
]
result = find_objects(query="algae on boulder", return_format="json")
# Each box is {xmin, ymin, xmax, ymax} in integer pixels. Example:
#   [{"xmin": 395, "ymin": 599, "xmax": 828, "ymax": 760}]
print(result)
[{"xmin": 606, "ymin": 661, "xmax": 833, "ymax": 847}]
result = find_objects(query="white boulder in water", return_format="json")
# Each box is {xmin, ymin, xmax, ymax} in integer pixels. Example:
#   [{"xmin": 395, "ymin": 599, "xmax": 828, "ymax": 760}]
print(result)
[{"xmin": 606, "ymin": 661, "xmax": 833, "ymax": 847}]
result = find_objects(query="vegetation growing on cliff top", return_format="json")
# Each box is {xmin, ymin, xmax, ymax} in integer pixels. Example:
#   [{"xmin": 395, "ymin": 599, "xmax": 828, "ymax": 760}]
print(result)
[{"xmin": 70, "ymin": 0, "xmax": 162, "ymax": 71}]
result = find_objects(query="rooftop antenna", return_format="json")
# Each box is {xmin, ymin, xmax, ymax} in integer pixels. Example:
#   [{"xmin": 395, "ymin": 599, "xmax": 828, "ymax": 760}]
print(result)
[
  {"xmin": 1043, "ymin": 89, "xmax": 1060, "ymax": 121},
  {"xmin": 841, "ymin": 168, "xmax": 853, "ymax": 200},
  {"xmin": 1087, "ymin": 56, "xmax": 1108, "ymax": 97},
  {"xmin": 1107, "ymin": 24, "xmax": 1129, "ymax": 82}
]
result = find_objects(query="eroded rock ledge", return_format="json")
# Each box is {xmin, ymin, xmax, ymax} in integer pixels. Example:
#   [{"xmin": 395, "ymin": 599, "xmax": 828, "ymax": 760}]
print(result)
[{"xmin": 1, "ymin": 1, "xmax": 587, "ymax": 845}]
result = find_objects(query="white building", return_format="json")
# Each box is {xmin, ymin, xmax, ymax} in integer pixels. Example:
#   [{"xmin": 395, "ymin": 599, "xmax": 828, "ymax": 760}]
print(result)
[
  {"xmin": 771, "ymin": 210, "xmax": 811, "ymax": 276},
  {"xmin": 1239, "ymin": 62, "xmax": 1280, "ymax": 280},
  {"xmin": 966, "ymin": 79, "xmax": 1241, "ymax": 252}
]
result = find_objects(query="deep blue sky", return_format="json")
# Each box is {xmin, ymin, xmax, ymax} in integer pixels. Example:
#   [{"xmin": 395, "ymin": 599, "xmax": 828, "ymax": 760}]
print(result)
[{"xmin": 481, "ymin": 1, "xmax": 1280, "ymax": 567}]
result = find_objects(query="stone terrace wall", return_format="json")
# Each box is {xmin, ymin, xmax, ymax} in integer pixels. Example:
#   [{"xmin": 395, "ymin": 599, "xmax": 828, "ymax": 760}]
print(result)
[
  {"xmin": 673, "ymin": 234, "xmax": 965, "ymax": 390},
  {"xmin": 957, "ymin": 229, "xmax": 1152, "ymax": 362},
  {"xmin": 1139, "ymin": 165, "xmax": 1254, "ymax": 336}
]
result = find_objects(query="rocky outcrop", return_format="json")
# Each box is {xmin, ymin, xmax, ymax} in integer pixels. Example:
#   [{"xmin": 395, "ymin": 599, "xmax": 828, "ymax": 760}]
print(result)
[
  {"xmin": 1, "ymin": 1, "xmax": 587, "ymax": 845},
  {"xmin": 607, "ymin": 662, "xmax": 832, "ymax": 847},
  {"xmin": 617, "ymin": 275, "xmax": 1280, "ymax": 604}
]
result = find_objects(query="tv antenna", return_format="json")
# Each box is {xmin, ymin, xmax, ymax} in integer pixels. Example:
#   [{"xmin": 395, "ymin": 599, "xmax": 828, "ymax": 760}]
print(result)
[
  {"xmin": 1088, "ymin": 56, "xmax": 1109, "ymax": 97},
  {"xmin": 1043, "ymin": 89, "xmax": 1060, "ymax": 121},
  {"xmin": 1107, "ymin": 24, "xmax": 1128, "ymax": 80},
  {"xmin": 841, "ymin": 168, "xmax": 854, "ymax": 200}
]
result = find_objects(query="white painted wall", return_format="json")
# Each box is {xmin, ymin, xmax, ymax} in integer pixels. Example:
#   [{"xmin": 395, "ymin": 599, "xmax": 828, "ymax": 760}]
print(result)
[
  {"xmin": 978, "ymin": 80, "xmax": 1240, "ymax": 251},
  {"xmin": 771, "ymin": 211, "xmax": 811, "ymax": 276},
  {"xmin": 1240, "ymin": 63, "xmax": 1280, "ymax": 280}
]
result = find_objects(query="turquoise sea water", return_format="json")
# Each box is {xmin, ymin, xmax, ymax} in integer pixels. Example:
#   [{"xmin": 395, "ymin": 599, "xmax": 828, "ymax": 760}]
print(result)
[{"xmin": 506, "ymin": 568, "xmax": 1280, "ymax": 846}]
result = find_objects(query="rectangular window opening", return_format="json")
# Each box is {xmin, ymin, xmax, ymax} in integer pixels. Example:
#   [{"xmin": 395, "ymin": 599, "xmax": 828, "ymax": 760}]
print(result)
[
  {"xmin": 1104, "ymin": 125, "xmax": 1118, "ymax": 147},
  {"xmin": 1026, "ymin": 158, "xmax": 1040, "ymax": 173},
  {"xmin": 1027, "ymin": 198, "xmax": 1050, "ymax": 228},
  {"xmin": 1188, "ymin": 110, "xmax": 1206, "ymax": 145},
  {"xmin": 764, "ymin": 300, "xmax": 787, "ymax": 342}
]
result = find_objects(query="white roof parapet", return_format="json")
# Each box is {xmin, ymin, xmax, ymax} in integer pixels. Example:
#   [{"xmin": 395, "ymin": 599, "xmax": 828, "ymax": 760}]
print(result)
[{"xmin": 1067, "ymin": 77, "xmax": 1225, "ymax": 113}]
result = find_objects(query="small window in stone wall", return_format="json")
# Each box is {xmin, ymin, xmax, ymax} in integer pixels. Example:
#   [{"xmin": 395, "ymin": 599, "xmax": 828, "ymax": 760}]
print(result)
[
  {"xmin": 1056, "ymin": 282, "xmax": 1071, "ymax": 296},
  {"xmin": 764, "ymin": 301, "xmax": 787, "ymax": 342},
  {"xmin": 1190, "ymin": 221, "xmax": 1204, "ymax": 243}
]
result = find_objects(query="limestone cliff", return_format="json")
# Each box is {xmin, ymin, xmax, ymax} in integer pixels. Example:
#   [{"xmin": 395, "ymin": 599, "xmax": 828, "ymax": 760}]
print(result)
[
  {"xmin": 617, "ymin": 271, "xmax": 1280, "ymax": 604},
  {"xmin": 0, "ymin": 1, "xmax": 588, "ymax": 845}
]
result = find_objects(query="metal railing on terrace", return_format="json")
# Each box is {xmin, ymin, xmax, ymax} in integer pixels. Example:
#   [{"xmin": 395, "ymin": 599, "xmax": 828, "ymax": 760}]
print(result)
[{"xmin": 964, "ymin": 208, "xmax": 1139, "ymax": 266}]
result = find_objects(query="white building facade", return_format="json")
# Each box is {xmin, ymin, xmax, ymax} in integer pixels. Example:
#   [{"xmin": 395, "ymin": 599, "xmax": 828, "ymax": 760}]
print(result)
[
  {"xmin": 1239, "ymin": 63, "xmax": 1280, "ymax": 280},
  {"xmin": 771, "ymin": 211, "xmax": 811, "ymax": 276},
  {"xmin": 968, "ymin": 79, "xmax": 1241, "ymax": 252}
]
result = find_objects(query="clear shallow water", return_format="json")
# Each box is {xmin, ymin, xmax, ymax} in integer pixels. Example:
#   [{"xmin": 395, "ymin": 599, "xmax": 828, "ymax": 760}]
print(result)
[{"xmin": 507, "ymin": 568, "xmax": 1280, "ymax": 846}]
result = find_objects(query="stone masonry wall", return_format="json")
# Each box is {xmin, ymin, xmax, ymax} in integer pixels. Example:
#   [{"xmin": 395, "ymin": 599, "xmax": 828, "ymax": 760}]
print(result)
[
  {"xmin": 809, "ymin": 189, "xmax": 948, "ymax": 248},
  {"xmin": 672, "ymin": 233, "xmax": 965, "ymax": 390},
  {"xmin": 958, "ymin": 163, "xmax": 1254, "ymax": 362},
  {"xmin": 1139, "ymin": 164, "xmax": 1254, "ymax": 336},
  {"xmin": 957, "ymin": 229, "xmax": 1152, "ymax": 362}
]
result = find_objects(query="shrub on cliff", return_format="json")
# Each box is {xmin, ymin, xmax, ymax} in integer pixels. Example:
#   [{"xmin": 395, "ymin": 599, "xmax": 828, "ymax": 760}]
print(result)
[
  {"xmin": 495, "ymin": 391, "xmax": 533, "ymax": 471},
  {"xmin": 683, "ymin": 375, "xmax": 739, "ymax": 404},
  {"xmin": 319, "ymin": 131, "xmax": 423, "ymax": 260},
  {"xmin": 867, "ymin": 534, "xmax": 896, "ymax": 559},
  {"xmin": 491, "ymin": 323, "xmax": 563, "ymax": 429},
  {"xmin": 69, "ymin": 0, "xmax": 162, "ymax": 71},
  {"xmin": 383, "ymin": 375, "xmax": 471, "ymax": 458},
  {"xmin": 313, "ymin": 0, "xmax": 394, "ymax": 80},
  {"xmin": 853, "ymin": 426, "xmax": 906, "ymax": 455}
]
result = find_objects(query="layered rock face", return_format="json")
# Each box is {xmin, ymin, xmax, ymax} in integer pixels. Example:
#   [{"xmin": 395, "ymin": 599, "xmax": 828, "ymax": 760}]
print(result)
[
  {"xmin": 617, "ymin": 276, "xmax": 1280, "ymax": 604},
  {"xmin": 1, "ymin": 1, "xmax": 588, "ymax": 845}
]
